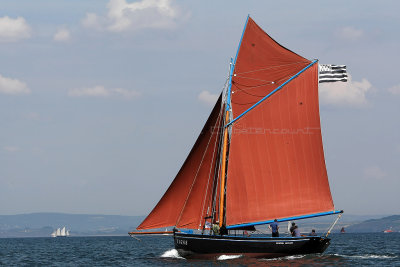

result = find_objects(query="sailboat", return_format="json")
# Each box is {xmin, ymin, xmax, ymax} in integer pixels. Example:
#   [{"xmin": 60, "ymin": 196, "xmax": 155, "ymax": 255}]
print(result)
[
  {"xmin": 51, "ymin": 227, "xmax": 70, "ymax": 237},
  {"xmin": 383, "ymin": 227, "xmax": 393, "ymax": 233},
  {"xmin": 129, "ymin": 16, "xmax": 343, "ymax": 258}
]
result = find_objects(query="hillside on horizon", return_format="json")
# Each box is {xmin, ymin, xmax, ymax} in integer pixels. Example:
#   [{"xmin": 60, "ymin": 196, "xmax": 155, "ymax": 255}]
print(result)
[
  {"xmin": 0, "ymin": 213, "xmax": 144, "ymax": 238},
  {"xmin": 0, "ymin": 212, "xmax": 398, "ymax": 238},
  {"xmin": 344, "ymin": 215, "xmax": 400, "ymax": 233}
]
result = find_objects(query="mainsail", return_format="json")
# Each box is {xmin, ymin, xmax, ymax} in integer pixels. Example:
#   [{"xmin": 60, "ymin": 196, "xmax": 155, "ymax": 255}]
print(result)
[
  {"xmin": 137, "ymin": 95, "xmax": 224, "ymax": 230},
  {"xmin": 226, "ymin": 18, "xmax": 334, "ymax": 227}
]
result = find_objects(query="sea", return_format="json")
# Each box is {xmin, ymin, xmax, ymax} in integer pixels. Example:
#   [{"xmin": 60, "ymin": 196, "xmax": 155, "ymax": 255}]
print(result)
[{"xmin": 0, "ymin": 233, "xmax": 398, "ymax": 266}]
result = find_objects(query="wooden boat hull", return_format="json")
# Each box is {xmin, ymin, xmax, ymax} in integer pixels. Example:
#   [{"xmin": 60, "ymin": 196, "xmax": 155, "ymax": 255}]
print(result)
[{"xmin": 174, "ymin": 232, "xmax": 330, "ymax": 259}]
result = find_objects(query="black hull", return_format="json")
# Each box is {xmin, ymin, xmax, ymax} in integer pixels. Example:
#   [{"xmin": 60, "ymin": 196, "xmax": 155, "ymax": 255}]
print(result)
[{"xmin": 174, "ymin": 233, "xmax": 330, "ymax": 259}]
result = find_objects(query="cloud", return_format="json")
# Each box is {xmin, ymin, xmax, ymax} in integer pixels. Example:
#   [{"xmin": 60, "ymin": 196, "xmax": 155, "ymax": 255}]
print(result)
[
  {"xmin": 82, "ymin": 0, "xmax": 185, "ymax": 33},
  {"xmin": 68, "ymin": 86, "xmax": 110, "ymax": 97},
  {"xmin": 3, "ymin": 146, "xmax": 20, "ymax": 153},
  {"xmin": 112, "ymin": 88, "xmax": 141, "ymax": 98},
  {"xmin": 0, "ymin": 74, "xmax": 30, "ymax": 95},
  {"xmin": 53, "ymin": 28, "xmax": 71, "ymax": 42},
  {"xmin": 0, "ymin": 16, "xmax": 31, "ymax": 42},
  {"xmin": 82, "ymin": 13, "xmax": 102, "ymax": 30},
  {"xmin": 68, "ymin": 85, "xmax": 140, "ymax": 99},
  {"xmin": 319, "ymin": 75, "xmax": 371, "ymax": 107},
  {"xmin": 364, "ymin": 166, "xmax": 386, "ymax": 180},
  {"xmin": 388, "ymin": 84, "xmax": 400, "ymax": 95},
  {"xmin": 198, "ymin": 90, "xmax": 218, "ymax": 106},
  {"xmin": 336, "ymin": 26, "xmax": 363, "ymax": 42}
]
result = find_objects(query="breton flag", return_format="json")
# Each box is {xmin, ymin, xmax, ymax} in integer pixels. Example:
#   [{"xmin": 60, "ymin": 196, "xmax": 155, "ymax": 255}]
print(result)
[{"xmin": 319, "ymin": 64, "xmax": 348, "ymax": 83}]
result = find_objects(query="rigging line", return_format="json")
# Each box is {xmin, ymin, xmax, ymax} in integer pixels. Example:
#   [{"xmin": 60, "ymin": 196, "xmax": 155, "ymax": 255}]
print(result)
[
  {"xmin": 210, "ymin": 105, "xmax": 228, "ymax": 225},
  {"xmin": 187, "ymin": 74, "xmax": 228, "ymax": 228},
  {"xmin": 232, "ymin": 80, "xmax": 271, "ymax": 88},
  {"xmin": 233, "ymin": 75, "xmax": 274, "ymax": 83},
  {"xmin": 175, "ymin": 100, "xmax": 224, "ymax": 227},
  {"xmin": 198, "ymin": 106, "xmax": 224, "ymax": 229},
  {"xmin": 231, "ymin": 73, "xmax": 297, "ymax": 97},
  {"xmin": 206, "ymin": 75, "xmax": 230, "ymax": 228},
  {"xmin": 231, "ymin": 73, "xmax": 294, "ymax": 92},
  {"xmin": 233, "ymin": 83, "xmax": 269, "ymax": 98},
  {"xmin": 226, "ymin": 59, "xmax": 318, "ymax": 128},
  {"xmin": 234, "ymin": 61, "xmax": 310, "ymax": 75},
  {"xmin": 210, "ymin": 122, "xmax": 224, "ymax": 226},
  {"xmin": 232, "ymin": 75, "xmax": 296, "ymax": 90},
  {"xmin": 231, "ymin": 100, "xmax": 259, "ymax": 106}
]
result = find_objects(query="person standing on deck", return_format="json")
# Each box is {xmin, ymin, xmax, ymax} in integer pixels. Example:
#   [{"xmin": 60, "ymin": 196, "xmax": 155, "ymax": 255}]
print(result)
[
  {"xmin": 269, "ymin": 219, "xmax": 279, "ymax": 237},
  {"xmin": 290, "ymin": 222, "xmax": 296, "ymax": 236},
  {"xmin": 293, "ymin": 225, "xmax": 301, "ymax": 237}
]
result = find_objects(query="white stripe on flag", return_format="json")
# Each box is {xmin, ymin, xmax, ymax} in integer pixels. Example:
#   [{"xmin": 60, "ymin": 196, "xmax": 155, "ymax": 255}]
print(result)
[{"xmin": 319, "ymin": 64, "xmax": 348, "ymax": 83}]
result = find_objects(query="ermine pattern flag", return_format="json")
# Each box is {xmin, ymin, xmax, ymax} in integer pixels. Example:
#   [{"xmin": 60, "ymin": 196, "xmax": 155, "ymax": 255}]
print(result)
[{"xmin": 319, "ymin": 64, "xmax": 348, "ymax": 83}]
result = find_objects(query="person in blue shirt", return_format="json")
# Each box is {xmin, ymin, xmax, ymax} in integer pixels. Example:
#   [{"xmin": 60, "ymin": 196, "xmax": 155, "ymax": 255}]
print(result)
[
  {"xmin": 269, "ymin": 219, "xmax": 279, "ymax": 237},
  {"xmin": 293, "ymin": 225, "xmax": 301, "ymax": 237}
]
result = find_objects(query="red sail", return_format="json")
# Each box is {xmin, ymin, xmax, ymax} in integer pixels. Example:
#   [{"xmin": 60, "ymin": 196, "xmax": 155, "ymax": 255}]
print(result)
[
  {"xmin": 226, "ymin": 18, "xmax": 334, "ymax": 226},
  {"xmin": 137, "ymin": 95, "xmax": 223, "ymax": 230}
]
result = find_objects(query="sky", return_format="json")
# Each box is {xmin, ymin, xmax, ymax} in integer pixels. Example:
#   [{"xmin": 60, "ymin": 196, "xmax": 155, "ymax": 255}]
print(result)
[{"xmin": 0, "ymin": 0, "xmax": 399, "ymax": 217}]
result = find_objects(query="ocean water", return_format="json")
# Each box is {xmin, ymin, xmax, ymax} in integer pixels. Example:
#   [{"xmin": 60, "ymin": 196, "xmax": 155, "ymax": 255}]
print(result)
[{"xmin": 0, "ymin": 233, "xmax": 399, "ymax": 266}]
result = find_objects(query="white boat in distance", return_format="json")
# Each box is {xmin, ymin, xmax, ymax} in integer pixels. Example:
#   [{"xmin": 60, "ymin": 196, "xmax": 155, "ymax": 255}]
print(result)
[{"xmin": 51, "ymin": 226, "xmax": 70, "ymax": 237}]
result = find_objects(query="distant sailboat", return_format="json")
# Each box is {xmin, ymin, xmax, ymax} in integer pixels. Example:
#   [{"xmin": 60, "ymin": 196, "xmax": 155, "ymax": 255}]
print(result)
[
  {"xmin": 51, "ymin": 227, "xmax": 70, "ymax": 237},
  {"xmin": 384, "ymin": 227, "xmax": 393, "ymax": 233}
]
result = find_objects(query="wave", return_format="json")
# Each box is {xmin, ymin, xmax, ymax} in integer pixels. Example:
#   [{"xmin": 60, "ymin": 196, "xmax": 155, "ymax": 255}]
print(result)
[
  {"xmin": 333, "ymin": 253, "xmax": 397, "ymax": 259},
  {"xmin": 160, "ymin": 249, "xmax": 185, "ymax": 259},
  {"xmin": 262, "ymin": 255, "xmax": 306, "ymax": 261},
  {"xmin": 217, "ymin": 255, "xmax": 243, "ymax": 260}
]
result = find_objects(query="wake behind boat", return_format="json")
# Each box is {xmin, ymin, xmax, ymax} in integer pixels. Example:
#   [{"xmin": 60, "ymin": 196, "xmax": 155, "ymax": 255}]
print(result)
[{"xmin": 130, "ymin": 16, "xmax": 344, "ymax": 259}]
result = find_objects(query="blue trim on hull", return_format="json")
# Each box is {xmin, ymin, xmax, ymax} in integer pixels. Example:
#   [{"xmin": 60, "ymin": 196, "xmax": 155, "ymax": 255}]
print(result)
[{"xmin": 226, "ymin": 210, "xmax": 343, "ymax": 230}]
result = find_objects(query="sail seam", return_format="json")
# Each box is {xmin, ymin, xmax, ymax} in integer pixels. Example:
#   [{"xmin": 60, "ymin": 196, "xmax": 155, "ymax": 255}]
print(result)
[
  {"xmin": 233, "ymin": 75, "xmax": 275, "ymax": 83},
  {"xmin": 234, "ymin": 61, "xmax": 309, "ymax": 75},
  {"xmin": 226, "ymin": 60, "xmax": 318, "ymax": 127}
]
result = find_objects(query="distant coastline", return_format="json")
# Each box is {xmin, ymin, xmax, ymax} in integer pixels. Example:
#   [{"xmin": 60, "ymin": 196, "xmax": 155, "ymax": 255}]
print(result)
[
  {"xmin": 0, "ymin": 213, "xmax": 144, "ymax": 238},
  {"xmin": 0, "ymin": 213, "xmax": 398, "ymax": 238}
]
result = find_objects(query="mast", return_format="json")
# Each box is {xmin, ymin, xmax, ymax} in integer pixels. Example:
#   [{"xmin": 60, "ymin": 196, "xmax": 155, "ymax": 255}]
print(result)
[
  {"xmin": 218, "ymin": 16, "xmax": 249, "ymax": 227},
  {"xmin": 218, "ymin": 108, "xmax": 230, "ymax": 227},
  {"xmin": 218, "ymin": 60, "xmax": 234, "ymax": 227}
]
